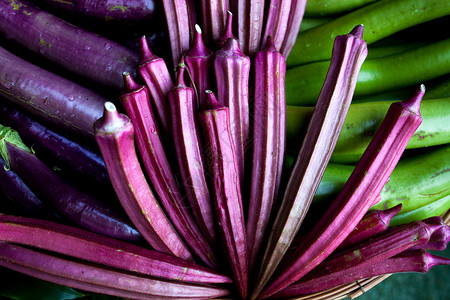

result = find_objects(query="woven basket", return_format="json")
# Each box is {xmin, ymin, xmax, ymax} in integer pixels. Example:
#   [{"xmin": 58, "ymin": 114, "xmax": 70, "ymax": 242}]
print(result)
[{"xmin": 294, "ymin": 210, "xmax": 450, "ymax": 300}]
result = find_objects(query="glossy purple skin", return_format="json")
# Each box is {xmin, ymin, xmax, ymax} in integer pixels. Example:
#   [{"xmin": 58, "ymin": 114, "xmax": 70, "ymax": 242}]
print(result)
[
  {"xmin": 198, "ymin": 91, "xmax": 248, "ymax": 299},
  {"xmin": 0, "ymin": 157, "xmax": 47, "ymax": 216},
  {"xmin": 200, "ymin": 0, "xmax": 229, "ymax": 46},
  {"xmin": 272, "ymin": 249, "xmax": 450, "ymax": 298},
  {"xmin": 0, "ymin": 46, "xmax": 105, "ymax": 141},
  {"xmin": 3, "ymin": 139, "xmax": 141, "ymax": 242},
  {"xmin": 0, "ymin": 0, "xmax": 139, "ymax": 90},
  {"xmin": 0, "ymin": 214, "xmax": 231, "ymax": 284},
  {"xmin": 280, "ymin": 0, "xmax": 307, "ymax": 57},
  {"xmin": 0, "ymin": 243, "xmax": 231, "ymax": 299},
  {"xmin": 0, "ymin": 102, "xmax": 109, "ymax": 184},
  {"xmin": 37, "ymin": 0, "xmax": 156, "ymax": 22}
]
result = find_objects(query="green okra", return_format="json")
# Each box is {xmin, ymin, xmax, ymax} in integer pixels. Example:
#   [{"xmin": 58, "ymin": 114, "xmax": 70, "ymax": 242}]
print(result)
[
  {"xmin": 304, "ymin": 0, "xmax": 379, "ymax": 17},
  {"xmin": 288, "ymin": 0, "xmax": 450, "ymax": 67},
  {"xmin": 286, "ymin": 98, "xmax": 450, "ymax": 163},
  {"xmin": 286, "ymin": 38, "xmax": 450, "ymax": 106}
]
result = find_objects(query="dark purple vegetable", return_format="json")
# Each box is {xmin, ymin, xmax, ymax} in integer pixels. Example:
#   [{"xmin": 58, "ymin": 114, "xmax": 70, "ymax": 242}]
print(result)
[
  {"xmin": 33, "ymin": 0, "xmax": 156, "ymax": 23},
  {"xmin": 0, "ymin": 214, "xmax": 231, "ymax": 284},
  {"xmin": 119, "ymin": 74, "xmax": 217, "ymax": 268},
  {"xmin": 410, "ymin": 216, "xmax": 450, "ymax": 251},
  {"xmin": 0, "ymin": 124, "xmax": 141, "ymax": 242},
  {"xmin": 94, "ymin": 101, "xmax": 192, "ymax": 259},
  {"xmin": 271, "ymin": 249, "xmax": 450, "ymax": 298},
  {"xmin": 0, "ymin": 0, "xmax": 139, "ymax": 90},
  {"xmin": 0, "ymin": 45, "xmax": 105, "ymax": 141},
  {"xmin": 197, "ymin": 90, "xmax": 248, "ymax": 299},
  {"xmin": 0, "ymin": 243, "xmax": 231, "ymax": 299},
  {"xmin": 251, "ymin": 25, "xmax": 368, "ymax": 299},
  {"xmin": 213, "ymin": 36, "xmax": 251, "ymax": 187},
  {"xmin": 258, "ymin": 84, "xmax": 425, "ymax": 299},
  {"xmin": 261, "ymin": 0, "xmax": 293, "ymax": 50},
  {"xmin": 280, "ymin": 0, "xmax": 307, "ymax": 57},
  {"xmin": 168, "ymin": 63, "xmax": 216, "ymax": 245},
  {"xmin": 246, "ymin": 37, "xmax": 286, "ymax": 272},
  {"xmin": 0, "ymin": 101, "xmax": 109, "ymax": 184},
  {"xmin": 216, "ymin": 10, "xmax": 234, "ymax": 49},
  {"xmin": 183, "ymin": 25, "xmax": 213, "ymax": 109},
  {"xmin": 0, "ymin": 156, "xmax": 57, "ymax": 218}
]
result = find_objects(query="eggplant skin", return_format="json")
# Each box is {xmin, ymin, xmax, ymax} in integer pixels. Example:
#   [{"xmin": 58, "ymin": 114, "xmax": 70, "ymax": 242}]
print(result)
[{"xmin": 37, "ymin": 0, "xmax": 156, "ymax": 22}]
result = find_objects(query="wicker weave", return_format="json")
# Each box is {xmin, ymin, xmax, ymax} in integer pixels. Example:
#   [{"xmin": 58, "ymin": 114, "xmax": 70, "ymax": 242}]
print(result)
[{"xmin": 293, "ymin": 210, "xmax": 450, "ymax": 300}]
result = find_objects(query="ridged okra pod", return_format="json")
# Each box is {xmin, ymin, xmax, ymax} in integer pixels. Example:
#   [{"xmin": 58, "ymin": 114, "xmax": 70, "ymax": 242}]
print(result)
[
  {"xmin": 246, "ymin": 38, "xmax": 286, "ymax": 272},
  {"xmin": 94, "ymin": 102, "xmax": 191, "ymax": 259},
  {"xmin": 261, "ymin": 0, "xmax": 292, "ymax": 51},
  {"xmin": 160, "ymin": 0, "xmax": 197, "ymax": 66},
  {"xmin": 197, "ymin": 91, "xmax": 248, "ymax": 299},
  {"xmin": 337, "ymin": 204, "xmax": 403, "ymax": 250},
  {"xmin": 184, "ymin": 25, "xmax": 213, "ymax": 109},
  {"xmin": 280, "ymin": 0, "xmax": 307, "ymax": 58},
  {"xmin": 213, "ymin": 37, "xmax": 251, "ymax": 186},
  {"xmin": 272, "ymin": 249, "xmax": 450, "ymax": 298},
  {"xmin": 0, "ymin": 243, "xmax": 230, "ymax": 299},
  {"xmin": 168, "ymin": 63, "xmax": 216, "ymax": 245},
  {"xmin": 119, "ymin": 74, "xmax": 217, "ymax": 268},
  {"xmin": 259, "ymin": 84, "xmax": 425, "ymax": 298},
  {"xmin": 200, "ymin": 0, "xmax": 229, "ymax": 46},
  {"xmin": 0, "ymin": 214, "xmax": 231, "ymax": 284},
  {"xmin": 229, "ymin": 0, "xmax": 265, "ymax": 56},
  {"xmin": 250, "ymin": 25, "xmax": 368, "ymax": 300},
  {"xmin": 137, "ymin": 37, "xmax": 173, "ymax": 136}
]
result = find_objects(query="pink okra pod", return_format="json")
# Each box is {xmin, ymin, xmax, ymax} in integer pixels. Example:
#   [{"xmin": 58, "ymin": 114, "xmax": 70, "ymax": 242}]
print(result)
[
  {"xmin": 216, "ymin": 10, "xmax": 234, "ymax": 49},
  {"xmin": 200, "ymin": 0, "xmax": 229, "ymax": 47},
  {"xmin": 197, "ymin": 90, "xmax": 248, "ymax": 299},
  {"xmin": 94, "ymin": 101, "xmax": 192, "ymax": 260},
  {"xmin": 229, "ymin": 0, "xmax": 265, "ymax": 56},
  {"xmin": 280, "ymin": 0, "xmax": 307, "ymax": 57},
  {"xmin": 337, "ymin": 204, "xmax": 403, "ymax": 250},
  {"xmin": 272, "ymin": 249, "xmax": 450, "ymax": 298},
  {"xmin": 0, "ymin": 214, "xmax": 231, "ymax": 284},
  {"xmin": 0, "ymin": 242, "xmax": 231, "ymax": 300},
  {"xmin": 137, "ymin": 36, "xmax": 173, "ymax": 136},
  {"xmin": 168, "ymin": 62, "xmax": 216, "ymax": 245},
  {"xmin": 119, "ymin": 74, "xmax": 217, "ymax": 268},
  {"xmin": 410, "ymin": 216, "xmax": 450, "ymax": 251},
  {"xmin": 213, "ymin": 36, "xmax": 251, "ymax": 187},
  {"xmin": 258, "ymin": 83, "xmax": 426, "ymax": 299},
  {"xmin": 160, "ymin": 0, "xmax": 197, "ymax": 66},
  {"xmin": 251, "ymin": 25, "xmax": 368, "ymax": 299},
  {"xmin": 184, "ymin": 25, "xmax": 214, "ymax": 109},
  {"xmin": 261, "ymin": 0, "xmax": 293, "ymax": 51},
  {"xmin": 246, "ymin": 37, "xmax": 286, "ymax": 272}
]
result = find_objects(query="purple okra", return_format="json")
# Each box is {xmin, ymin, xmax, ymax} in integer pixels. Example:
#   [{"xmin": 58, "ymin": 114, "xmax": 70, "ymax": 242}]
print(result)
[
  {"xmin": 337, "ymin": 204, "xmax": 403, "ymax": 250},
  {"xmin": 137, "ymin": 36, "xmax": 173, "ymax": 136},
  {"xmin": 168, "ymin": 62, "xmax": 216, "ymax": 245},
  {"xmin": 250, "ymin": 25, "xmax": 368, "ymax": 300},
  {"xmin": 197, "ymin": 90, "xmax": 248, "ymax": 299},
  {"xmin": 246, "ymin": 37, "xmax": 286, "ymax": 272},
  {"xmin": 184, "ymin": 25, "xmax": 214, "ymax": 109},
  {"xmin": 259, "ymin": 83, "xmax": 426, "ymax": 298},
  {"xmin": 200, "ymin": 0, "xmax": 229, "ymax": 46},
  {"xmin": 0, "ymin": 214, "xmax": 231, "ymax": 284},
  {"xmin": 119, "ymin": 74, "xmax": 217, "ymax": 268},
  {"xmin": 280, "ymin": 0, "xmax": 307, "ymax": 57},
  {"xmin": 272, "ymin": 249, "xmax": 450, "ymax": 298},
  {"xmin": 213, "ymin": 36, "xmax": 251, "ymax": 187},
  {"xmin": 0, "ymin": 243, "xmax": 231, "ymax": 299},
  {"xmin": 94, "ymin": 102, "xmax": 192, "ymax": 259},
  {"xmin": 216, "ymin": 10, "xmax": 234, "ymax": 49},
  {"xmin": 229, "ymin": 0, "xmax": 265, "ymax": 56},
  {"xmin": 261, "ymin": 0, "xmax": 293, "ymax": 51}
]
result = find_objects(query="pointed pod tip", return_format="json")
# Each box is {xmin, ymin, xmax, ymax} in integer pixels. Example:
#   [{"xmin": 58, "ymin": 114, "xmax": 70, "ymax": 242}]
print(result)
[
  {"xmin": 185, "ymin": 25, "xmax": 212, "ymax": 57},
  {"xmin": 95, "ymin": 102, "xmax": 130, "ymax": 134},
  {"xmin": 401, "ymin": 84, "xmax": 425, "ymax": 115},
  {"xmin": 263, "ymin": 36, "xmax": 278, "ymax": 52},
  {"xmin": 203, "ymin": 90, "xmax": 224, "ymax": 111},
  {"xmin": 350, "ymin": 24, "xmax": 364, "ymax": 39},
  {"xmin": 139, "ymin": 36, "xmax": 156, "ymax": 64},
  {"xmin": 122, "ymin": 72, "xmax": 140, "ymax": 91}
]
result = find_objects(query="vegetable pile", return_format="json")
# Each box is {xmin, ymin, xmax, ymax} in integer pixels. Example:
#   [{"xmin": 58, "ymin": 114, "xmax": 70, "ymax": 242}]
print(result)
[{"xmin": 0, "ymin": 0, "xmax": 449, "ymax": 299}]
